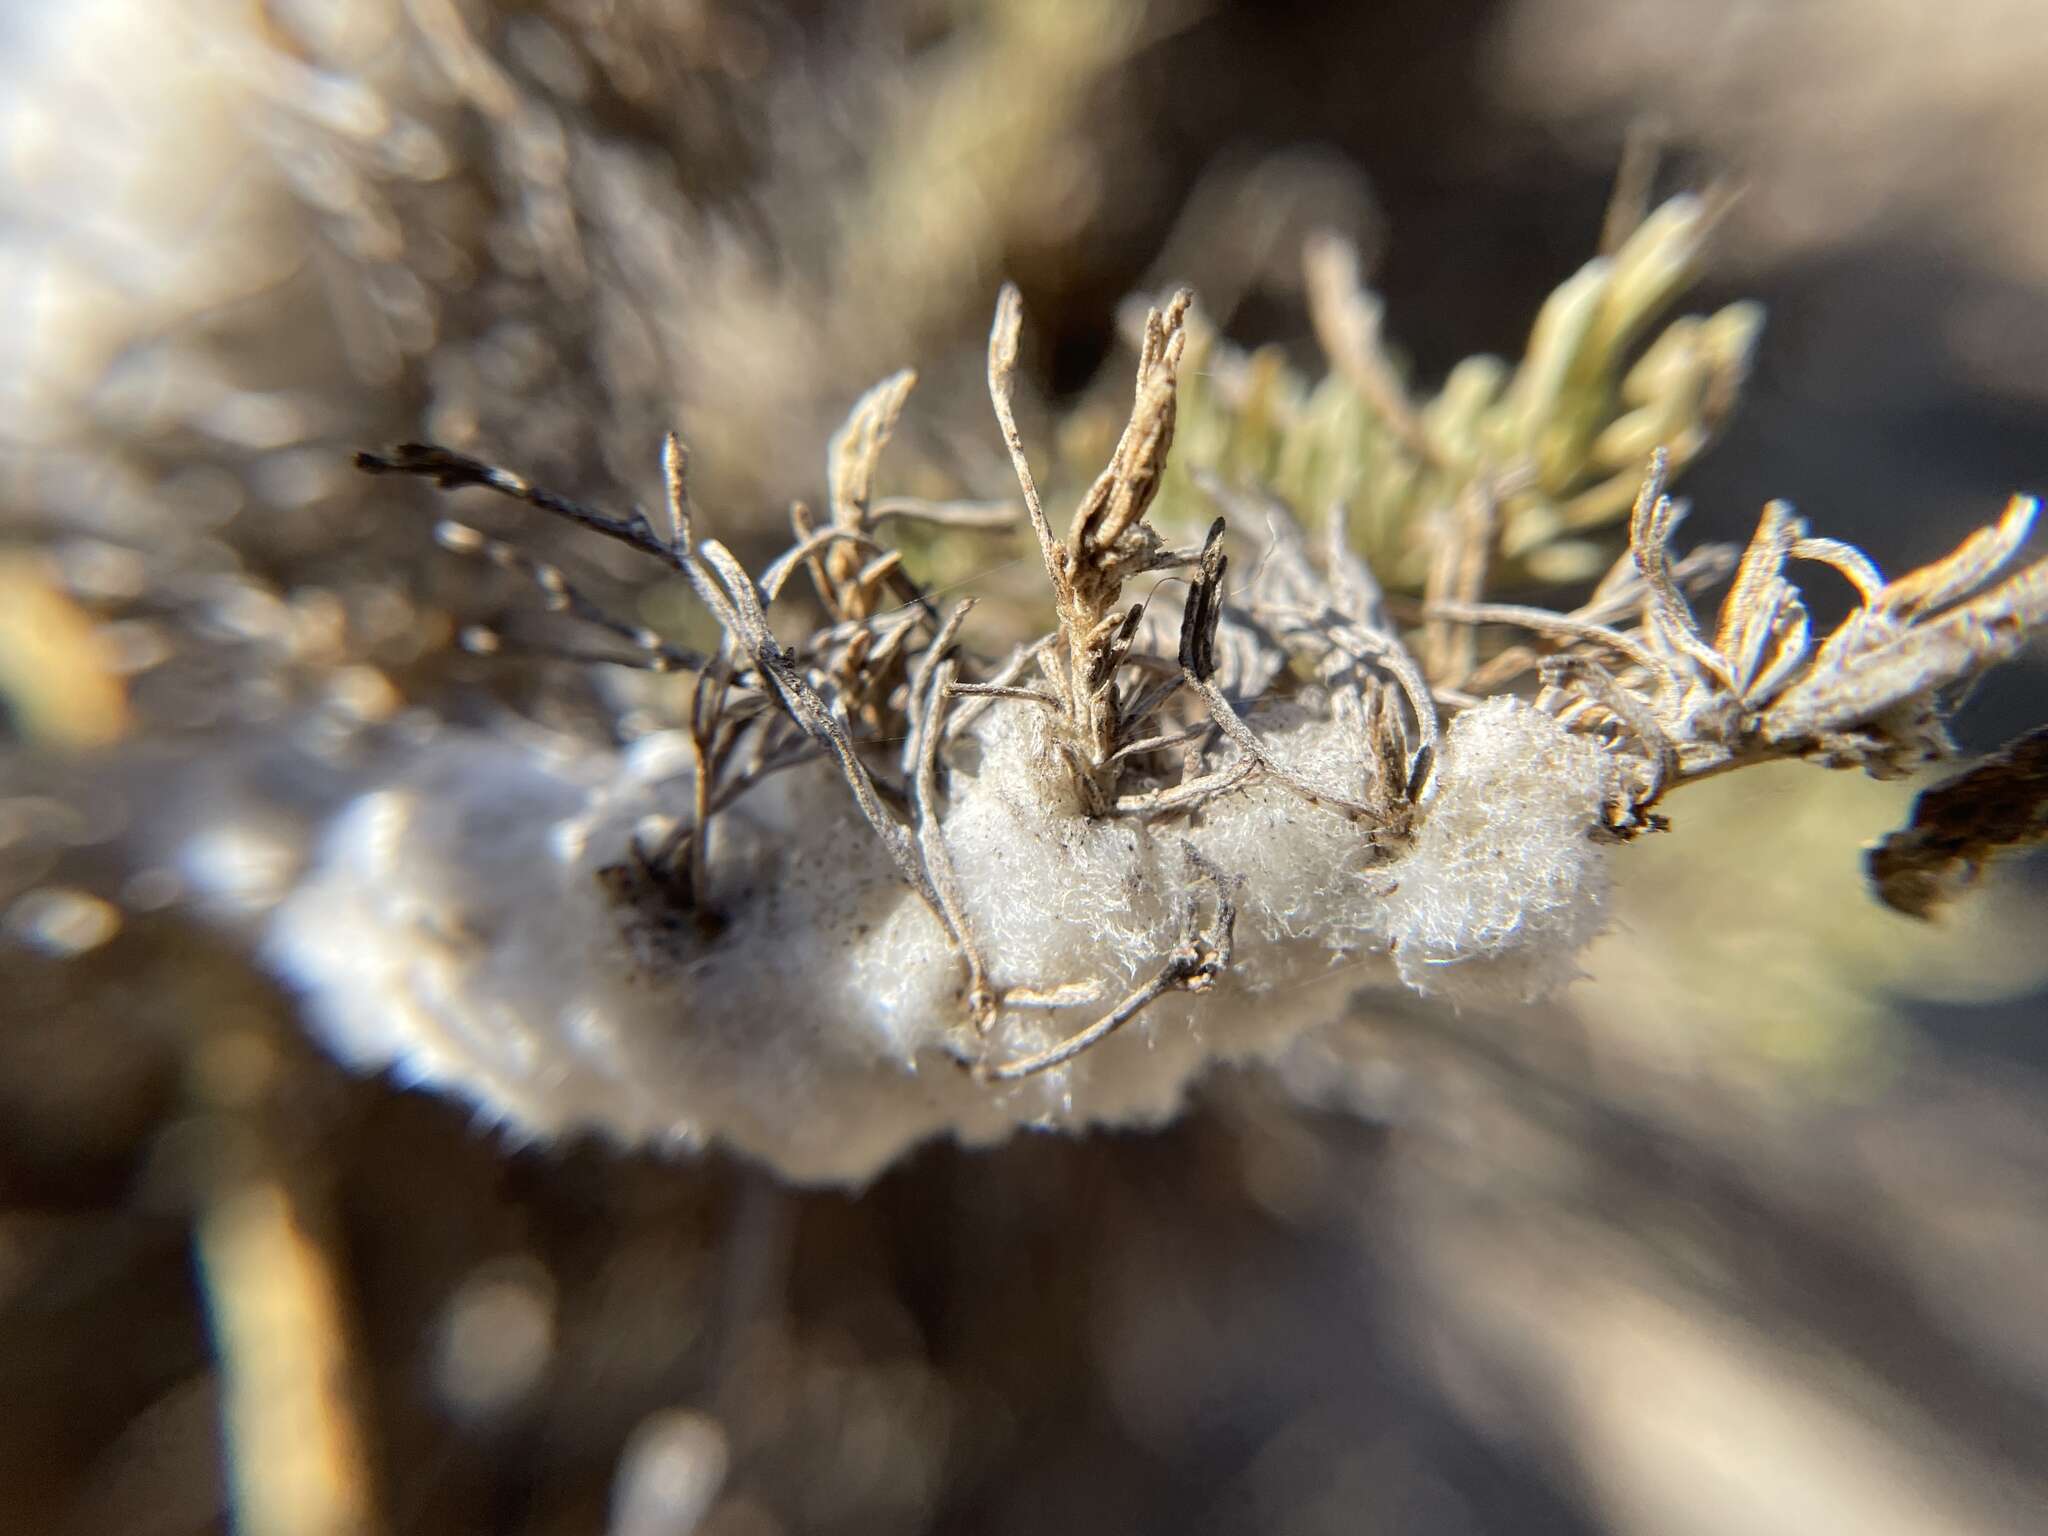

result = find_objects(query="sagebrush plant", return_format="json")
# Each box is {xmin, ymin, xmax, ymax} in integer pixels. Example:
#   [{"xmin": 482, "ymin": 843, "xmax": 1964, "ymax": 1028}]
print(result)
[
  {"xmin": 270, "ymin": 204, "xmax": 2048, "ymax": 1184},
  {"xmin": 1141, "ymin": 191, "xmax": 1759, "ymax": 593}
]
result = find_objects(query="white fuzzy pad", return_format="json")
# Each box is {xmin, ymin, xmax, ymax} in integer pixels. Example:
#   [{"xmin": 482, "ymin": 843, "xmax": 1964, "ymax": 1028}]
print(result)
[{"xmin": 266, "ymin": 698, "xmax": 1618, "ymax": 1182}]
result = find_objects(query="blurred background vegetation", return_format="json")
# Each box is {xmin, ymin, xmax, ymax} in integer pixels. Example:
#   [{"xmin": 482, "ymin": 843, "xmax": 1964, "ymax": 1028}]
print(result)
[{"xmin": 1, "ymin": 1, "xmax": 2045, "ymax": 1532}]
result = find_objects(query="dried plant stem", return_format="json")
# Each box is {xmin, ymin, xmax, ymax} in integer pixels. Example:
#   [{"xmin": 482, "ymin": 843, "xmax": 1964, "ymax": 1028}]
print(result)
[
  {"xmin": 1419, "ymin": 478, "xmax": 1497, "ymax": 687},
  {"xmin": 358, "ymin": 445, "xmax": 680, "ymax": 567},
  {"xmin": 909, "ymin": 634, "xmax": 998, "ymax": 1027},
  {"xmin": 1424, "ymin": 600, "xmax": 1667, "ymax": 677},
  {"xmin": 1303, "ymin": 231, "xmax": 1442, "ymax": 471},
  {"xmin": 432, "ymin": 520, "xmax": 705, "ymax": 673},
  {"xmin": 989, "ymin": 281, "xmax": 1201, "ymax": 812}
]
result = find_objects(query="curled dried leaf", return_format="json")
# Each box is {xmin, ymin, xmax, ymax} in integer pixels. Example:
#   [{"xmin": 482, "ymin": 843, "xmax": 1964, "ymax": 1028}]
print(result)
[{"xmin": 1868, "ymin": 725, "xmax": 2048, "ymax": 918}]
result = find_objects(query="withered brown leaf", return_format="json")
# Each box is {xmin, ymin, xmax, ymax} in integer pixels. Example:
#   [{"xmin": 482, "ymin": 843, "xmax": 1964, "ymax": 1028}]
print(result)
[{"xmin": 1868, "ymin": 725, "xmax": 2048, "ymax": 918}]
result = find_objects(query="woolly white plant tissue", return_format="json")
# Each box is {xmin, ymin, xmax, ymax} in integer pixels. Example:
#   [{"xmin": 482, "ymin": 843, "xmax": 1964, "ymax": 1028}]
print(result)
[{"xmin": 267, "ymin": 696, "xmax": 1620, "ymax": 1184}]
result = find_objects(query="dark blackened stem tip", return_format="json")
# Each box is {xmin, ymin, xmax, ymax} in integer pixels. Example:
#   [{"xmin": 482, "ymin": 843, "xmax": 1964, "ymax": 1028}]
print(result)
[
  {"xmin": 1177, "ymin": 517, "xmax": 1229, "ymax": 681},
  {"xmin": 354, "ymin": 443, "xmax": 681, "ymax": 567},
  {"xmin": 354, "ymin": 443, "xmax": 496, "ymax": 489}
]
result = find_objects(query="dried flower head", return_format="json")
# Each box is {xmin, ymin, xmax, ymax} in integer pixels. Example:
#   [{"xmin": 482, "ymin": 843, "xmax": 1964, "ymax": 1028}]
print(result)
[{"xmin": 1437, "ymin": 453, "xmax": 2048, "ymax": 829}]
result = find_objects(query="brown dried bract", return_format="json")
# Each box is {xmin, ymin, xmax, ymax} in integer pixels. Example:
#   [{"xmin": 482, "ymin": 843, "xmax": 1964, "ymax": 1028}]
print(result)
[{"xmin": 1868, "ymin": 725, "xmax": 2048, "ymax": 919}]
